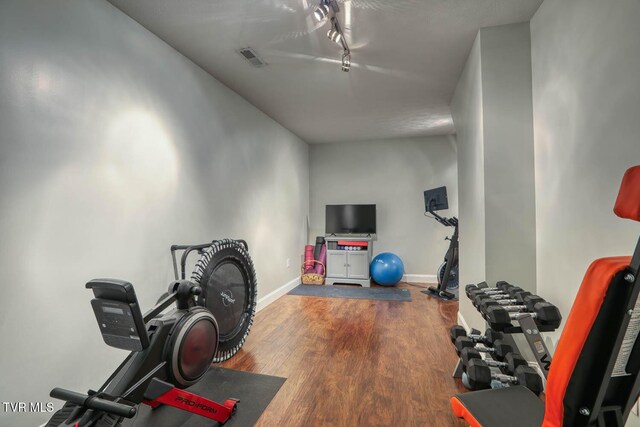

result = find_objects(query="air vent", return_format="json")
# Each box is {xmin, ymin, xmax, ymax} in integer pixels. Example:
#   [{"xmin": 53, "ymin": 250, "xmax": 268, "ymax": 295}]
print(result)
[{"xmin": 237, "ymin": 47, "xmax": 266, "ymax": 68}]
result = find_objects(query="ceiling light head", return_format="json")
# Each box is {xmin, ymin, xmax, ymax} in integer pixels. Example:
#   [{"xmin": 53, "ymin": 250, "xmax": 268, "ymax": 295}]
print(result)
[
  {"xmin": 327, "ymin": 28, "xmax": 342, "ymax": 44},
  {"xmin": 341, "ymin": 52, "xmax": 351, "ymax": 72},
  {"xmin": 313, "ymin": 3, "xmax": 329, "ymax": 22}
]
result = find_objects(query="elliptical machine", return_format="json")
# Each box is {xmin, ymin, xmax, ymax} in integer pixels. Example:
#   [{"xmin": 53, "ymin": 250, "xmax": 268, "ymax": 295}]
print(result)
[{"xmin": 421, "ymin": 186, "xmax": 459, "ymax": 301}]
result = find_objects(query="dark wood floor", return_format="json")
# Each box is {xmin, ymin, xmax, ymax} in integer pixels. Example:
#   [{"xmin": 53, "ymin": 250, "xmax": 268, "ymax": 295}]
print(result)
[{"xmin": 222, "ymin": 282, "xmax": 467, "ymax": 426}]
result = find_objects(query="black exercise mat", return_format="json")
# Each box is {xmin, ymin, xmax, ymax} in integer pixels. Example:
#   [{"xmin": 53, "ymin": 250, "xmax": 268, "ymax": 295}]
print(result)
[
  {"xmin": 122, "ymin": 367, "xmax": 286, "ymax": 427},
  {"xmin": 288, "ymin": 284, "xmax": 412, "ymax": 301}
]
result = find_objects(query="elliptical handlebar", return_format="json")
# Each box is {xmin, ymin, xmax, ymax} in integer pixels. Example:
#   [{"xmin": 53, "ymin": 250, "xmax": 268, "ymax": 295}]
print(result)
[
  {"xmin": 50, "ymin": 388, "xmax": 136, "ymax": 419},
  {"xmin": 428, "ymin": 209, "xmax": 458, "ymax": 228}
]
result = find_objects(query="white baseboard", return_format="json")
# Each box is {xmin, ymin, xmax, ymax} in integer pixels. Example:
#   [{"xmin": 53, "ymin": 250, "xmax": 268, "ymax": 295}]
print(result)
[
  {"xmin": 402, "ymin": 274, "xmax": 437, "ymax": 283},
  {"xmin": 457, "ymin": 311, "xmax": 469, "ymax": 332},
  {"xmin": 256, "ymin": 276, "xmax": 299, "ymax": 312}
]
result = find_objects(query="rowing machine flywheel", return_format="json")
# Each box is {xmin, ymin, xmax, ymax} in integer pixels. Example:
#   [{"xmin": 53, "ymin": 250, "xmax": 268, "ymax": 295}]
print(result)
[
  {"xmin": 191, "ymin": 239, "xmax": 257, "ymax": 362},
  {"xmin": 167, "ymin": 307, "xmax": 219, "ymax": 387}
]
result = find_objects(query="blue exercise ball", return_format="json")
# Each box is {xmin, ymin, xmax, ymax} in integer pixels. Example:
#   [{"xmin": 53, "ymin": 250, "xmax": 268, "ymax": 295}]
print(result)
[{"xmin": 370, "ymin": 252, "xmax": 404, "ymax": 286}]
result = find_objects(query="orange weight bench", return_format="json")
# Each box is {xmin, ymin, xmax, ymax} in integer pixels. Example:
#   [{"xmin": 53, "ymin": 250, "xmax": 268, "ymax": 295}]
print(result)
[{"xmin": 451, "ymin": 165, "xmax": 640, "ymax": 427}]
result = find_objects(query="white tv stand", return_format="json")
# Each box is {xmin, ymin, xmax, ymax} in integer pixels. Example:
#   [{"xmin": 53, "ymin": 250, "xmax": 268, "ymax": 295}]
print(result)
[{"xmin": 324, "ymin": 236, "xmax": 374, "ymax": 287}]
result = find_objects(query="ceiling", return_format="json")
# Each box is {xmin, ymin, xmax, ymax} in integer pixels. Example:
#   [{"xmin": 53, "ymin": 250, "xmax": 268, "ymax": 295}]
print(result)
[{"xmin": 107, "ymin": 0, "xmax": 543, "ymax": 143}]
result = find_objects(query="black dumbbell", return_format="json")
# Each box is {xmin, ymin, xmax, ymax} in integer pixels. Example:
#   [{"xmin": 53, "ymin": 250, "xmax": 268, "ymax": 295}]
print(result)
[
  {"xmin": 450, "ymin": 325, "xmax": 479, "ymax": 343},
  {"xmin": 466, "ymin": 358, "xmax": 543, "ymax": 395},
  {"xmin": 466, "ymin": 281, "xmax": 513, "ymax": 299},
  {"xmin": 465, "ymin": 280, "xmax": 512, "ymax": 293},
  {"xmin": 473, "ymin": 291, "xmax": 533, "ymax": 310},
  {"xmin": 468, "ymin": 285, "xmax": 523, "ymax": 302},
  {"xmin": 460, "ymin": 347, "xmax": 528, "ymax": 374},
  {"xmin": 471, "ymin": 287, "xmax": 530, "ymax": 308},
  {"xmin": 450, "ymin": 326, "xmax": 503, "ymax": 347},
  {"xmin": 472, "ymin": 286, "xmax": 533, "ymax": 307},
  {"xmin": 478, "ymin": 294, "xmax": 546, "ymax": 313},
  {"xmin": 486, "ymin": 301, "xmax": 562, "ymax": 331},
  {"xmin": 464, "ymin": 281, "xmax": 512, "ymax": 299},
  {"xmin": 464, "ymin": 281, "xmax": 489, "ymax": 294},
  {"xmin": 454, "ymin": 336, "xmax": 513, "ymax": 361}
]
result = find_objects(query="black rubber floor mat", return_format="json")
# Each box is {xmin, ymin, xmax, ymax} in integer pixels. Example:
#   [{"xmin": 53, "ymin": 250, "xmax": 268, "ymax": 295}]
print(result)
[
  {"xmin": 288, "ymin": 284, "xmax": 412, "ymax": 301},
  {"xmin": 122, "ymin": 367, "xmax": 285, "ymax": 427}
]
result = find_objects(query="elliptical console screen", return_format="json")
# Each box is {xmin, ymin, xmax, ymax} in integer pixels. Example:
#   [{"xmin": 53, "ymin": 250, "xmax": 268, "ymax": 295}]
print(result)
[{"xmin": 424, "ymin": 186, "xmax": 449, "ymax": 212}]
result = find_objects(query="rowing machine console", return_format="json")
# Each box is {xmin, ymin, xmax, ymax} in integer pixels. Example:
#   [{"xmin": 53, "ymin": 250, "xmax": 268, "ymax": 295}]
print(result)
[{"xmin": 87, "ymin": 279, "xmax": 149, "ymax": 352}]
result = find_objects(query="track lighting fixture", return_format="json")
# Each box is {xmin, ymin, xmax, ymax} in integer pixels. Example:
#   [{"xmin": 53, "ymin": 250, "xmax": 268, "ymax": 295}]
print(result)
[
  {"xmin": 327, "ymin": 27, "xmax": 342, "ymax": 44},
  {"xmin": 313, "ymin": 3, "xmax": 329, "ymax": 22},
  {"xmin": 341, "ymin": 51, "xmax": 351, "ymax": 72},
  {"xmin": 312, "ymin": 0, "xmax": 352, "ymax": 72}
]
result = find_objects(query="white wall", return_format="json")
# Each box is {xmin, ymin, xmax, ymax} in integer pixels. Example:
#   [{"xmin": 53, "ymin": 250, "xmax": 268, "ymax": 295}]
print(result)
[
  {"xmin": 451, "ymin": 23, "xmax": 537, "ymax": 330},
  {"xmin": 530, "ymin": 0, "xmax": 640, "ymax": 353},
  {"xmin": 308, "ymin": 137, "xmax": 458, "ymax": 279},
  {"xmin": 450, "ymin": 35, "xmax": 486, "ymax": 328},
  {"xmin": 0, "ymin": 0, "xmax": 308, "ymax": 425},
  {"xmin": 480, "ymin": 23, "xmax": 537, "ymax": 291}
]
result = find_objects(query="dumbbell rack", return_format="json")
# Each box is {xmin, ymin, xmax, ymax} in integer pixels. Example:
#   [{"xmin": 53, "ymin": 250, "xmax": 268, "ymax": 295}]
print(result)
[
  {"xmin": 452, "ymin": 283, "xmax": 559, "ymax": 381},
  {"xmin": 452, "ymin": 316, "xmax": 553, "ymax": 381},
  {"xmin": 509, "ymin": 314, "xmax": 552, "ymax": 377}
]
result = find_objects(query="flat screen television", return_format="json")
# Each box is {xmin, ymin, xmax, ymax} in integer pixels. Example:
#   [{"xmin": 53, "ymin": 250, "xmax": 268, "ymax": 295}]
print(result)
[{"xmin": 325, "ymin": 204, "xmax": 376, "ymax": 235}]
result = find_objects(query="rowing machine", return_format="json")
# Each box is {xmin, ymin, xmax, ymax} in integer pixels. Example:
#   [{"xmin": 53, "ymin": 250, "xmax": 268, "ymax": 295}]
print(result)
[{"xmin": 45, "ymin": 279, "xmax": 238, "ymax": 427}]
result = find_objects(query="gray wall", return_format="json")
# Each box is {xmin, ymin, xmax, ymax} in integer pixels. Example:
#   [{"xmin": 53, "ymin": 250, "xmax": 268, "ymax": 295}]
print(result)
[
  {"xmin": 480, "ymin": 23, "xmax": 537, "ymax": 291},
  {"xmin": 450, "ymin": 35, "xmax": 487, "ymax": 328},
  {"xmin": 0, "ymin": 0, "xmax": 308, "ymax": 425},
  {"xmin": 530, "ymin": 0, "xmax": 640, "ymax": 361},
  {"xmin": 451, "ymin": 23, "xmax": 537, "ymax": 330},
  {"xmin": 308, "ymin": 137, "xmax": 458, "ymax": 278}
]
